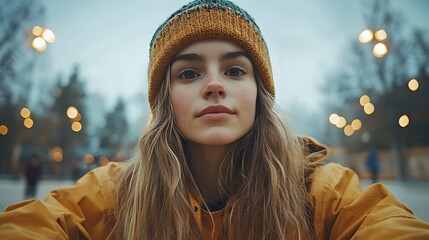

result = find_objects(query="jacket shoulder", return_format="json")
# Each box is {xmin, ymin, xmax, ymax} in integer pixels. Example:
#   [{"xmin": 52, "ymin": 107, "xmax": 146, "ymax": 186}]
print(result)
[
  {"xmin": 309, "ymin": 163, "xmax": 429, "ymax": 239},
  {"xmin": 309, "ymin": 163, "xmax": 361, "ymax": 238}
]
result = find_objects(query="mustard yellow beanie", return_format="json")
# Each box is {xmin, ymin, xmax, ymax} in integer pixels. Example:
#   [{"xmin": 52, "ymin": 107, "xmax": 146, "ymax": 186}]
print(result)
[{"xmin": 148, "ymin": 0, "xmax": 274, "ymax": 110}]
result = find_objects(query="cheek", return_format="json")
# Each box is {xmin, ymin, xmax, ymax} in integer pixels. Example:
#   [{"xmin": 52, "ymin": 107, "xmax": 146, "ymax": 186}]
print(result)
[
  {"xmin": 170, "ymin": 88, "xmax": 192, "ymax": 122},
  {"xmin": 238, "ymin": 84, "xmax": 258, "ymax": 119}
]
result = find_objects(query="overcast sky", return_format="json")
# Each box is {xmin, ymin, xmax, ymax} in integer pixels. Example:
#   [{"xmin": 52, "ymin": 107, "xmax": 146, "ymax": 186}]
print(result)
[{"xmin": 34, "ymin": 0, "xmax": 428, "ymax": 134}]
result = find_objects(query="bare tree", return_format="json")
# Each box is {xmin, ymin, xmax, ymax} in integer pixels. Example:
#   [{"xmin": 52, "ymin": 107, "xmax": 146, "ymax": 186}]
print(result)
[
  {"xmin": 0, "ymin": 0, "xmax": 44, "ymax": 174},
  {"xmin": 323, "ymin": 0, "xmax": 429, "ymax": 180}
]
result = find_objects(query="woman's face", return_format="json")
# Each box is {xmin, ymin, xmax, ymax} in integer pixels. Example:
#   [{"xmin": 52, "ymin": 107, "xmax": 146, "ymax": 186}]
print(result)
[{"xmin": 170, "ymin": 40, "xmax": 257, "ymax": 145}]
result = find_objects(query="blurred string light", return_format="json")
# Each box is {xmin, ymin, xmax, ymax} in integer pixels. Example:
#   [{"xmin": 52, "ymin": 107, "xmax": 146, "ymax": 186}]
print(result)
[
  {"xmin": 329, "ymin": 113, "xmax": 340, "ymax": 125},
  {"xmin": 51, "ymin": 147, "xmax": 63, "ymax": 162},
  {"xmin": 344, "ymin": 125, "xmax": 355, "ymax": 136},
  {"xmin": 114, "ymin": 150, "xmax": 127, "ymax": 162},
  {"xmin": 23, "ymin": 118, "xmax": 34, "ymax": 128},
  {"xmin": 71, "ymin": 122, "xmax": 82, "ymax": 132},
  {"xmin": 0, "ymin": 125, "xmax": 8, "ymax": 136},
  {"xmin": 99, "ymin": 156, "xmax": 109, "ymax": 166},
  {"xmin": 20, "ymin": 107, "xmax": 33, "ymax": 128},
  {"xmin": 74, "ymin": 113, "xmax": 82, "ymax": 121},
  {"xmin": 359, "ymin": 95, "xmax": 370, "ymax": 107},
  {"xmin": 364, "ymin": 102, "xmax": 375, "ymax": 115},
  {"xmin": 329, "ymin": 95, "xmax": 371, "ymax": 136},
  {"xmin": 328, "ymin": 113, "xmax": 347, "ymax": 128},
  {"xmin": 359, "ymin": 28, "xmax": 389, "ymax": 57},
  {"xmin": 31, "ymin": 25, "xmax": 55, "ymax": 52},
  {"xmin": 408, "ymin": 79, "xmax": 419, "ymax": 91},
  {"xmin": 84, "ymin": 154, "xmax": 94, "ymax": 164},
  {"xmin": 358, "ymin": 29, "xmax": 374, "ymax": 43},
  {"xmin": 67, "ymin": 106, "xmax": 83, "ymax": 132},
  {"xmin": 20, "ymin": 107, "xmax": 31, "ymax": 118},
  {"xmin": 351, "ymin": 119, "xmax": 362, "ymax": 131},
  {"xmin": 66, "ymin": 106, "xmax": 78, "ymax": 119},
  {"xmin": 336, "ymin": 116, "xmax": 347, "ymax": 128},
  {"xmin": 329, "ymin": 96, "xmax": 370, "ymax": 136},
  {"xmin": 42, "ymin": 29, "xmax": 56, "ymax": 43},
  {"xmin": 374, "ymin": 29, "xmax": 387, "ymax": 41},
  {"xmin": 398, "ymin": 114, "xmax": 410, "ymax": 128},
  {"xmin": 373, "ymin": 42, "xmax": 388, "ymax": 58},
  {"xmin": 32, "ymin": 37, "xmax": 47, "ymax": 52},
  {"xmin": 359, "ymin": 94, "xmax": 375, "ymax": 115},
  {"xmin": 31, "ymin": 25, "xmax": 43, "ymax": 36}
]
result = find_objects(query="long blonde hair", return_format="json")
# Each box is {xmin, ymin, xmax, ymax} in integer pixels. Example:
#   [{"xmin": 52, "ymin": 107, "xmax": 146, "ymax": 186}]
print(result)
[{"xmin": 110, "ymin": 70, "xmax": 315, "ymax": 239}]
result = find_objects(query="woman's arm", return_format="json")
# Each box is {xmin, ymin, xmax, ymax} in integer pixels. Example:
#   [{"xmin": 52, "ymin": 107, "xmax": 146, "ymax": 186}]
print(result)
[{"xmin": 0, "ymin": 162, "xmax": 120, "ymax": 239}]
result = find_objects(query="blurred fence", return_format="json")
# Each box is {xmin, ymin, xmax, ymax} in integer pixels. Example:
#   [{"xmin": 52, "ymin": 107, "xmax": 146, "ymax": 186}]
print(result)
[{"xmin": 327, "ymin": 146, "xmax": 429, "ymax": 181}]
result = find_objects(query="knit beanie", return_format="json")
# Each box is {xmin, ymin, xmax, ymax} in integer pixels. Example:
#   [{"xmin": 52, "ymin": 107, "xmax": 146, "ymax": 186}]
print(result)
[{"xmin": 148, "ymin": 0, "xmax": 274, "ymax": 111}]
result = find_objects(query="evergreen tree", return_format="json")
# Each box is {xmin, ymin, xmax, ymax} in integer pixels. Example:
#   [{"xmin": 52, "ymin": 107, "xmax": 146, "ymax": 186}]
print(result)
[
  {"xmin": 99, "ymin": 98, "xmax": 129, "ymax": 150},
  {"xmin": 48, "ymin": 65, "xmax": 88, "ymax": 176}
]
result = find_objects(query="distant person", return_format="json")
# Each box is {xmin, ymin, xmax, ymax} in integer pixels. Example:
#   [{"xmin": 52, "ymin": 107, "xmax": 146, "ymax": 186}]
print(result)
[
  {"xmin": 1, "ymin": 1, "xmax": 428, "ymax": 239},
  {"xmin": 366, "ymin": 147, "xmax": 380, "ymax": 183},
  {"xmin": 23, "ymin": 153, "xmax": 42, "ymax": 199}
]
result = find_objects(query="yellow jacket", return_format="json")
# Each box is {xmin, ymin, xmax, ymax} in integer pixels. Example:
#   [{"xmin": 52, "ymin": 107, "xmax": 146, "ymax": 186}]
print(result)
[{"xmin": 1, "ymin": 145, "xmax": 429, "ymax": 239}]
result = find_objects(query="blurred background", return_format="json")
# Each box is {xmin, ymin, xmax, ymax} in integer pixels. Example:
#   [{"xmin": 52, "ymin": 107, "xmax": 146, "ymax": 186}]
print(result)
[{"xmin": 0, "ymin": 0, "xmax": 428, "ymax": 220}]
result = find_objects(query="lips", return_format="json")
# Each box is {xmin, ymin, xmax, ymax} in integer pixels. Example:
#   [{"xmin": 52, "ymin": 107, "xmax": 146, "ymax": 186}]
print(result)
[{"xmin": 197, "ymin": 105, "xmax": 233, "ymax": 117}]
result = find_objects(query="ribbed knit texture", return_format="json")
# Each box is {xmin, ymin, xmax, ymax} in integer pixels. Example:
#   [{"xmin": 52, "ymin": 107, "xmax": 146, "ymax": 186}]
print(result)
[{"xmin": 148, "ymin": 0, "xmax": 274, "ymax": 111}]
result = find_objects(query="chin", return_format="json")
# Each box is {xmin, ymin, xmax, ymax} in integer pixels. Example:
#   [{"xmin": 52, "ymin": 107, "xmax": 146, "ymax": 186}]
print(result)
[
  {"xmin": 198, "ymin": 139, "xmax": 237, "ymax": 146},
  {"xmin": 190, "ymin": 132, "xmax": 247, "ymax": 146}
]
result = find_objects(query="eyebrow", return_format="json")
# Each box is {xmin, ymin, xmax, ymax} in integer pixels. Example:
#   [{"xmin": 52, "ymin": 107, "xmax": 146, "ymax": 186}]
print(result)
[
  {"xmin": 171, "ymin": 51, "xmax": 250, "ymax": 65},
  {"xmin": 171, "ymin": 53, "xmax": 203, "ymax": 64},
  {"xmin": 221, "ymin": 51, "xmax": 250, "ymax": 61}
]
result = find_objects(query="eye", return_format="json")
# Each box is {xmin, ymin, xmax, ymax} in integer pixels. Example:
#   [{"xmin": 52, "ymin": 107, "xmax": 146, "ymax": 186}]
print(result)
[
  {"xmin": 225, "ymin": 65, "xmax": 247, "ymax": 77},
  {"xmin": 178, "ymin": 68, "xmax": 200, "ymax": 80}
]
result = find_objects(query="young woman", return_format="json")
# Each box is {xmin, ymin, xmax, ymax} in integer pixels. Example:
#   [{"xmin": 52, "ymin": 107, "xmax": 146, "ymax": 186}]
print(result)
[{"xmin": 1, "ymin": 0, "xmax": 428, "ymax": 239}]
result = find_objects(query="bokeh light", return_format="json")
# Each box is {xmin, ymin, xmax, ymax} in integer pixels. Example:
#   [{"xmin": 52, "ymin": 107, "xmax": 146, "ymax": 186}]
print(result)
[
  {"xmin": 364, "ymin": 103, "xmax": 375, "ymax": 115},
  {"xmin": 374, "ymin": 29, "xmax": 387, "ymax": 41},
  {"xmin": 42, "ymin": 29, "xmax": 56, "ymax": 43},
  {"xmin": 20, "ymin": 107, "xmax": 31, "ymax": 118},
  {"xmin": 99, "ymin": 156, "xmax": 109, "ymax": 166},
  {"xmin": 408, "ymin": 79, "xmax": 419, "ymax": 91},
  {"xmin": 32, "ymin": 37, "xmax": 47, "ymax": 52},
  {"xmin": 373, "ymin": 42, "xmax": 388, "ymax": 57},
  {"xmin": 335, "ymin": 116, "xmax": 347, "ymax": 128},
  {"xmin": 359, "ymin": 95, "xmax": 370, "ymax": 107},
  {"xmin": 53, "ymin": 152, "xmax": 63, "ymax": 162},
  {"xmin": 67, "ymin": 106, "xmax": 78, "ymax": 119},
  {"xmin": 344, "ymin": 125, "xmax": 355, "ymax": 136},
  {"xmin": 32, "ymin": 25, "xmax": 43, "ymax": 36},
  {"xmin": 351, "ymin": 119, "xmax": 362, "ymax": 131},
  {"xmin": 116, "ymin": 150, "xmax": 127, "ymax": 161},
  {"xmin": 23, "ymin": 118, "xmax": 34, "ymax": 128},
  {"xmin": 0, "ymin": 125, "xmax": 8, "ymax": 135},
  {"xmin": 73, "ymin": 113, "xmax": 82, "ymax": 121},
  {"xmin": 84, "ymin": 154, "xmax": 95, "ymax": 164},
  {"xmin": 329, "ymin": 113, "xmax": 340, "ymax": 125},
  {"xmin": 359, "ymin": 29, "xmax": 374, "ymax": 43},
  {"xmin": 71, "ymin": 122, "xmax": 82, "ymax": 132},
  {"xmin": 49, "ymin": 147, "xmax": 63, "ymax": 162},
  {"xmin": 398, "ymin": 115, "xmax": 410, "ymax": 128}
]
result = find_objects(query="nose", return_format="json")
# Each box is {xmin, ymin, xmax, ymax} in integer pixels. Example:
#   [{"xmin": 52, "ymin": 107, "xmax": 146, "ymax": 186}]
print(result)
[{"xmin": 202, "ymin": 74, "xmax": 226, "ymax": 99}]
